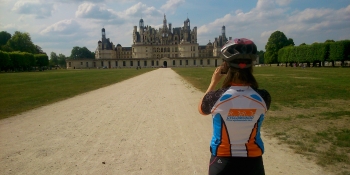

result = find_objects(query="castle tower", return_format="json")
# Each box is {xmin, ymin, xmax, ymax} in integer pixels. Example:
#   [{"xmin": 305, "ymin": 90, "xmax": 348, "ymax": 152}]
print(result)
[
  {"xmin": 139, "ymin": 18, "xmax": 144, "ymax": 42},
  {"xmin": 102, "ymin": 28, "xmax": 106, "ymax": 50},
  {"xmin": 102, "ymin": 28, "xmax": 106, "ymax": 40},
  {"xmin": 163, "ymin": 14, "xmax": 167, "ymax": 29},
  {"xmin": 221, "ymin": 25, "xmax": 226, "ymax": 38}
]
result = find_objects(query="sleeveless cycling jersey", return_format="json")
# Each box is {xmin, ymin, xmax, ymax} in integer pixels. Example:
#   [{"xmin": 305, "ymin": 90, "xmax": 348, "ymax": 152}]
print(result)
[{"xmin": 201, "ymin": 86, "xmax": 269, "ymax": 157}]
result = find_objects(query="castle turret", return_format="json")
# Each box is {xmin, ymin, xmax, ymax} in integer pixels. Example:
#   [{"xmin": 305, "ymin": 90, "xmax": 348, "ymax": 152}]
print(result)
[
  {"xmin": 102, "ymin": 28, "xmax": 106, "ymax": 39},
  {"xmin": 221, "ymin": 25, "xmax": 226, "ymax": 38}
]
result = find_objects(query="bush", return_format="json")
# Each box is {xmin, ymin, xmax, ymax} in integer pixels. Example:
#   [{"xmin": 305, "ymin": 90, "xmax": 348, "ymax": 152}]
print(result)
[{"xmin": 0, "ymin": 51, "xmax": 11, "ymax": 71}]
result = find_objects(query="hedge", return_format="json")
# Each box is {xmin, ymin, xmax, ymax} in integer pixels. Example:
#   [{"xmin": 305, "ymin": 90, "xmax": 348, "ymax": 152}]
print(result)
[
  {"xmin": 329, "ymin": 40, "xmax": 350, "ymax": 61},
  {"xmin": 278, "ymin": 40, "xmax": 349, "ymax": 66},
  {"xmin": 0, "ymin": 51, "xmax": 48, "ymax": 71}
]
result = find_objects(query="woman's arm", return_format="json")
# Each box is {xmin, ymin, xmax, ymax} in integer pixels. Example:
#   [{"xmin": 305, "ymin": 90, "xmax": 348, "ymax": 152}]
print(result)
[{"xmin": 198, "ymin": 67, "xmax": 225, "ymax": 115}]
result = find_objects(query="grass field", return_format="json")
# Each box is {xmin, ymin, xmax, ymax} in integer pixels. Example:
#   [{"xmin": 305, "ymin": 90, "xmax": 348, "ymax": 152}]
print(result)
[
  {"xmin": 0, "ymin": 68, "xmax": 155, "ymax": 120},
  {"xmin": 173, "ymin": 66, "xmax": 350, "ymax": 175}
]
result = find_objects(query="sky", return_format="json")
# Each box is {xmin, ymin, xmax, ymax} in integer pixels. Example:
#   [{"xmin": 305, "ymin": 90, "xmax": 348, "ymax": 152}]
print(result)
[{"xmin": 0, "ymin": 0, "xmax": 349, "ymax": 58}]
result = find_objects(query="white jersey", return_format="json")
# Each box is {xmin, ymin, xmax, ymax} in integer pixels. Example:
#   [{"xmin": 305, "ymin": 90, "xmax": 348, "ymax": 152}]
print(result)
[{"xmin": 209, "ymin": 86, "xmax": 267, "ymax": 157}]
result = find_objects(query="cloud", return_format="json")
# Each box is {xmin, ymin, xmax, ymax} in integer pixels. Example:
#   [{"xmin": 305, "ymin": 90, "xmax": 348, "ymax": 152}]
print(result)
[
  {"xmin": 275, "ymin": 0, "xmax": 292, "ymax": 6},
  {"xmin": 196, "ymin": 0, "xmax": 350, "ymax": 50},
  {"xmin": 11, "ymin": 0, "xmax": 54, "ymax": 18},
  {"xmin": 160, "ymin": 0, "xmax": 185, "ymax": 14},
  {"xmin": 283, "ymin": 5, "xmax": 350, "ymax": 33},
  {"xmin": 55, "ymin": 0, "xmax": 119, "ymax": 3},
  {"xmin": 41, "ymin": 19, "xmax": 80, "ymax": 35},
  {"xmin": 122, "ymin": 2, "xmax": 161, "ymax": 18},
  {"xmin": 76, "ymin": 3, "xmax": 115, "ymax": 19}
]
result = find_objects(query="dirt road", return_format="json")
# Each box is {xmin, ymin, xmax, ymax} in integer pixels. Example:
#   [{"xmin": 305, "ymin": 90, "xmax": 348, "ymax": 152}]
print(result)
[{"xmin": 0, "ymin": 68, "xmax": 329, "ymax": 174}]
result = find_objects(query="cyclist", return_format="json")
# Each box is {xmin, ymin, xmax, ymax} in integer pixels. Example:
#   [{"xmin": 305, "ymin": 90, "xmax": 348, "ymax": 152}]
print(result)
[{"xmin": 198, "ymin": 38, "xmax": 271, "ymax": 175}]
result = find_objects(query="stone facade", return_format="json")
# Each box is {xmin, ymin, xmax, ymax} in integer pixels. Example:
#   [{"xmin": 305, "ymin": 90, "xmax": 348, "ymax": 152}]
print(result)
[{"xmin": 66, "ymin": 15, "xmax": 245, "ymax": 69}]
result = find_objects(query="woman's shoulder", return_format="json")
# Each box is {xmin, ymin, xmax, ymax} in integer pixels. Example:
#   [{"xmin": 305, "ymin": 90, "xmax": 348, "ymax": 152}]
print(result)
[
  {"xmin": 255, "ymin": 89, "xmax": 270, "ymax": 96},
  {"xmin": 254, "ymin": 88, "xmax": 271, "ymax": 110}
]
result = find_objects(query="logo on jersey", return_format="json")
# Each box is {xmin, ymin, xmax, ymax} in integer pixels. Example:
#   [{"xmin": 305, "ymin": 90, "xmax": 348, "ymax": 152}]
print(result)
[{"xmin": 226, "ymin": 109, "xmax": 256, "ymax": 121}]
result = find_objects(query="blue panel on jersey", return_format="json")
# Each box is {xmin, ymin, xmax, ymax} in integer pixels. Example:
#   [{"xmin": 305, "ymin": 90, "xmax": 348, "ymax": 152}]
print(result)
[
  {"xmin": 255, "ymin": 114, "xmax": 265, "ymax": 153},
  {"xmin": 220, "ymin": 94, "xmax": 232, "ymax": 101},
  {"xmin": 250, "ymin": 94, "xmax": 262, "ymax": 102},
  {"xmin": 211, "ymin": 113, "xmax": 222, "ymax": 156}
]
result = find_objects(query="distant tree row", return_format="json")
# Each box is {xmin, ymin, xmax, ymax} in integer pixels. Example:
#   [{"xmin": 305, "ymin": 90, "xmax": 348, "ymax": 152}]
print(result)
[
  {"xmin": 0, "ymin": 31, "xmax": 49, "ymax": 72},
  {"xmin": 49, "ymin": 52, "xmax": 67, "ymax": 68},
  {"xmin": 69, "ymin": 46, "xmax": 95, "ymax": 59},
  {"xmin": 0, "ymin": 51, "xmax": 49, "ymax": 71},
  {"xmin": 48, "ymin": 46, "xmax": 95, "ymax": 68},
  {"xmin": 264, "ymin": 30, "xmax": 350, "ymax": 66},
  {"xmin": 0, "ymin": 31, "xmax": 45, "ymax": 54},
  {"xmin": 278, "ymin": 40, "xmax": 350, "ymax": 67}
]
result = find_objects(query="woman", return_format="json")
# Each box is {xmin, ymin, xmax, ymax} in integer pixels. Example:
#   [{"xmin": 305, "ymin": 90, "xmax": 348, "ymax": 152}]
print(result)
[{"xmin": 198, "ymin": 38, "xmax": 271, "ymax": 175}]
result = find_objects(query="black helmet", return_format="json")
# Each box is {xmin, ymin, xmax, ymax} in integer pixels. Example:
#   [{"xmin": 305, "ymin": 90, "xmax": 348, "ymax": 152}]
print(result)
[{"xmin": 221, "ymin": 38, "xmax": 258, "ymax": 69}]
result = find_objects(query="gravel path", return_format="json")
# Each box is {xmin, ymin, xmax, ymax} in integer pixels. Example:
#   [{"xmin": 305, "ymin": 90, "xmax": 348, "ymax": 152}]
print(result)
[{"xmin": 0, "ymin": 68, "xmax": 328, "ymax": 175}]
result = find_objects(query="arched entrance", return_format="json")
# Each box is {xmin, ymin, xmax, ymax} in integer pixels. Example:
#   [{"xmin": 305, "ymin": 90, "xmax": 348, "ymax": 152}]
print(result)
[{"xmin": 163, "ymin": 61, "xmax": 168, "ymax": 68}]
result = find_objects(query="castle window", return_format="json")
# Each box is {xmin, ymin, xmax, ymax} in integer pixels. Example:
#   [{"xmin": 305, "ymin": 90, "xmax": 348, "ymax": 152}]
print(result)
[
  {"xmin": 123, "ymin": 61, "xmax": 126, "ymax": 66},
  {"xmin": 186, "ymin": 60, "xmax": 188, "ymax": 65},
  {"xmin": 207, "ymin": 59, "xmax": 210, "ymax": 65},
  {"xmin": 81, "ymin": 62, "xmax": 83, "ymax": 65},
  {"xmin": 152, "ymin": 60, "xmax": 154, "ymax": 66},
  {"xmin": 115, "ymin": 61, "xmax": 118, "ymax": 66},
  {"xmin": 144, "ymin": 61, "xmax": 147, "ymax": 66},
  {"xmin": 101, "ymin": 61, "xmax": 104, "ymax": 66},
  {"xmin": 193, "ymin": 60, "xmax": 196, "ymax": 65},
  {"xmin": 200, "ymin": 60, "xmax": 203, "ymax": 65},
  {"xmin": 180, "ymin": 60, "xmax": 182, "ymax": 65},
  {"xmin": 69, "ymin": 62, "xmax": 71, "ymax": 67},
  {"xmin": 173, "ymin": 60, "xmax": 175, "ymax": 66},
  {"xmin": 130, "ymin": 61, "xmax": 133, "ymax": 66}
]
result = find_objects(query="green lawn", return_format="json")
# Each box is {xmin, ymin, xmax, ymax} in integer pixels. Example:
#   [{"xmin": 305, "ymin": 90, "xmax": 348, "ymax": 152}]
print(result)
[
  {"xmin": 173, "ymin": 66, "xmax": 350, "ymax": 175},
  {"xmin": 0, "ymin": 68, "xmax": 155, "ymax": 119}
]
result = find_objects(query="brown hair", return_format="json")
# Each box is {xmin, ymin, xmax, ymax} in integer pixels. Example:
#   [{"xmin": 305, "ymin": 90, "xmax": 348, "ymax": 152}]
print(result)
[{"xmin": 222, "ymin": 65, "xmax": 259, "ymax": 89}]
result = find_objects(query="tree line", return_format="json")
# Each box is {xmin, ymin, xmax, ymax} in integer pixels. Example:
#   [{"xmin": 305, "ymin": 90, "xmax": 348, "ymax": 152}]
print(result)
[
  {"xmin": 264, "ymin": 31, "xmax": 350, "ymax": 66},
  {"xmin": 278, "ymin": 40, "xmax": 350, "ymax": 67},
  {"xmin": 0, "ymin": 31, "xmax": 49, "ymax": 71},
  {"xmin": 0, "ymin": 31, "xmax": 95, "ymax": 72},
  {"xmin": 0, "ymin": 51, "xmax": 48, "ymax": 71}
]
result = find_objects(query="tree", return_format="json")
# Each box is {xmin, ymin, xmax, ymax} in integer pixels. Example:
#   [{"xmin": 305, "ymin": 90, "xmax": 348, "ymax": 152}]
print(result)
[
  {"xmin": 287, "ymin": 38, "xmax": 295, "ymax": 46},
  {"xmin": 57, "ymin": 53, "xmax": 67, "ymax": 68},
  {"xmin": 35, "ymin": 45, "xmax": 45, "ymax": 54},
  {"xmin": 5, "ymin": 31, "xmax": 36, "ymax": 53},
  {"xmin": 49, "ymin": 52, "xmax": 59, "ymax": 66},
  {"xmin": 264, "ymin": 31, "xmax": 291, "ymax": 64},
  {"xmin": 0, "ymin": 31, "xmax": 11, "ymax": 46},
  {"xmin": 257, "ymin": 50, "xmax": 265, "ymax": 64},
  {"xmin": 70, "ymin": 46, "xmax": 94, "ymax": 59}
]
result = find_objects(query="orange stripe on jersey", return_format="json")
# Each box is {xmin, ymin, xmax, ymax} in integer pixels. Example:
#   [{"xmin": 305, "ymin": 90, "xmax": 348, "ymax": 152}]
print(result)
[
  {"xmin": 246, "ymin": 123, "xmax": 262, "ymax": 157},
  {"xmin": 211, "ymin": 96, "xmax": 239, "ymax": 113},
  {"xmin": 216, "ymin": 122, "xmax": 231, "ymax": 156},
  {"xmin": 243, "ymin": 95, "xmax": 267, "ymax": 112}
]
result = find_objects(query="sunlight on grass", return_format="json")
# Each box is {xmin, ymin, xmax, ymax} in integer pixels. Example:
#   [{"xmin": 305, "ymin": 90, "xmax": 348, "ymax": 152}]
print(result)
[{"xmin": 0, "ymin": 68, "xmax": 155, "ymax": 119}]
